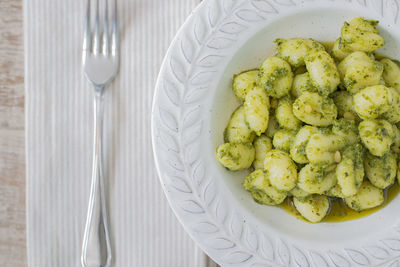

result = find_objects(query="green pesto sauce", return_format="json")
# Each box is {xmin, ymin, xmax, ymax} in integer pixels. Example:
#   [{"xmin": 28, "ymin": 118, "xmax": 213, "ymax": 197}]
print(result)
[
  {"xmin": 280, "ymin": 183, "xmax": 400, "ymax": 222},
  {"xmin": 264, "ymin": 68, "xmax": 289, "ymax": 89}
]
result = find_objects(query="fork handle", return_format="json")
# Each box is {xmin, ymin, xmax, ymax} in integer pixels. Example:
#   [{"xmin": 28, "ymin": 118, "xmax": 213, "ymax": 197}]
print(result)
[{"xmin": 81, "ymin": 88, "xmax": 112, "ymax": 267}]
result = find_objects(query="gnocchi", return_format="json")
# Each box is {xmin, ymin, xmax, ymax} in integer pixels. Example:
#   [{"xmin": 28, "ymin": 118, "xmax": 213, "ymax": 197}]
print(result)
[
  {"xmin": 305, "ymin": 132, "xmax": 346, "ymax": 165},
  {"xmin": 293, "ymin": 92, "xmax": 337, "ymax": 126},
  {"xmin": 332, "ymin": 119, "xmax": 360, "ymax": 145},
  {"xmin": 337, "ymin": 52, "xmax": 383, "ymax": 94},
  {"xmin": 290, "ymin": 125, "xmax": 319, "ymax": 164},
  {"xmin": 275, "ymin": 38, "xmax": 324, "ymax": 68},
  {"xmin": 340, "ymin": 17, "xmax": 385, "ymax": 53},
  {"xmin": 336, "ymin": 144, "xmax": 365, "ymax": 197},
  {"xmin": 264, "ymin": 150, "xmax": 297, "ymax": 191},
  {"xmin": 244, "ymin": 86, "xmax": 270, "ymax": 135},
  {"xmin": 257, "ymin": 57, "xmax": 293, "ymax": 98},
  {"xmin": 305, "ymin": 50, "xmax": 341, "ymax": 96},
  {"xmin": 332, "ymin": 91, "xmax": 359, "ymax": 120},
  {"xmin": 216, "ymin": 17, "xmax": 400, "ymax": 223},
  {"xmin": 233, "ymin": 70, "xmax": 259, "ymax": 101},
  {"xmin": 326, "ymin": 183, "xmax": 346, "ymax": 198},
  {"xmin": 359, "ymin": 119, "xmax": 394, "ymax": 156},
  {"xmin": 252, "ymin": 134, "xmax": 273, "ymax": 169},
  {"xmin": 275, "ymin": 97, "xmax": 302, "ymax": 130},
  {"xmin": 243, "ymin": 169, "xmax": 287, "ymax": 205},
  {"xmin": 353, "ymin": 85, "xmax": 391, "ymax": 120},
  {"xmin": 382, "ymin": 87, "xmax": 400, "ymax": 124},
  {"xmin": 381, "ymin": 58, "xmax": 400, "ymax": 91},
  {"xmin": 272, "ymin": 129, "xmax": 296, "ymax": 152},
  {"xmin": 291, "ymin": 73, "xmax": 317, "ymax": 98},
  {"xmin": 216, "ymin": 143, "xmax": 255, "ymax": 171},
  {"xmin": 289, "ymin": 186, "xmax": 311, "ymax": 200},
  {"xmin": 331, "ymin": 38, "xmax": 352, "ymax": 61},
  {"xmin": 293, "ymin": 195, "xmax": 330, "ymax": 223},
  {"xmin": 392, "ymin": 125, "xmax": 400, "ymax": 153},
  {"xmin": 224, "ymin": 105, "xmax": 256, "ymax": 143},
  {"xmin": 344, "ymin": 180, "xmax": 384, "ymax": 211},
  {"xmin": 364, "ymin": 151, "xmax": 397, "ymax": 189},
  {"xmin": 298, "ymin": 164, "xmax": 337, "ymax": 194}
]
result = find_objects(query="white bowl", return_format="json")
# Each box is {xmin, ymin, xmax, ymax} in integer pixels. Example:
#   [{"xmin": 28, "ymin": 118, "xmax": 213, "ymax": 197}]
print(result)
[{"xmin": 151, "ymin": 0, "xmax": 400, "ymax": 266}]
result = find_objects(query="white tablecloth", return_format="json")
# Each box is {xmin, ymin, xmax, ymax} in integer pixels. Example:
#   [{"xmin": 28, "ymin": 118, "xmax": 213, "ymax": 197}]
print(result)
[{"xmin": 24, "ymin": 0, "xmax": 217, "ymax": 266}]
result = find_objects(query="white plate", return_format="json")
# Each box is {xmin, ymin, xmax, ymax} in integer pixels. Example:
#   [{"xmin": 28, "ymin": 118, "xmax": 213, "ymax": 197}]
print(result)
[{"xmin": 151, "ymin": 0, "xmax": 400, "ymax": 266}]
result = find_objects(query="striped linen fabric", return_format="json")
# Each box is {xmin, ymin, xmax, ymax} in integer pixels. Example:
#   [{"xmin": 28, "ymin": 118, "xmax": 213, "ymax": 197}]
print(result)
[{"xmin": 24, "ymin": 0, "xmax": 218, "ymax": 266}]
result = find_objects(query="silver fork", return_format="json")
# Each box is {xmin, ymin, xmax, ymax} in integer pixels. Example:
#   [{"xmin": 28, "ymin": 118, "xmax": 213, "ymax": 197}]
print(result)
[{"xmin": 81, "ymin": 0, "xmax": 119, "ymax": 266}]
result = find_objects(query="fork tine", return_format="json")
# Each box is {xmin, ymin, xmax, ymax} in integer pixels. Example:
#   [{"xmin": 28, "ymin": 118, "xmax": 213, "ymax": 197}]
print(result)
[
  {"xmin": 102, "ymin": 0, "xmax": 109, "ymax": 55},
  {"xmin": 93, "ymin": 0, "xmax": 101, "ymax": 55},
  {"xmin": 83, "ymin": 0, "xmax": 91, "ymax": 52},
  {"xmin": 111, "ymin": 0, "xmax": 119, "ymax": 56}
]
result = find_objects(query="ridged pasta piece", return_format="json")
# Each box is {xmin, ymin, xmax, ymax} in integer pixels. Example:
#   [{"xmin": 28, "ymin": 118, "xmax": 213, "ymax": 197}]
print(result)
[
  {"xmin": 243, "ymin": 169, "xmax": 287, "ymax": 205},
  {"xmin": 293, "ymin": 195, "xmax": 330, "ymax": 223},
  {"xmin": 216, "ymin": 143, "xmax": 255, "ymax": 171}
]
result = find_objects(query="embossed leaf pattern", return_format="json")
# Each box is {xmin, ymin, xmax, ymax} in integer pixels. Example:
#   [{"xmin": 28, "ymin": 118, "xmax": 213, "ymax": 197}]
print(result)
[
  {"xmin": 159, "ymin": 107, "xmax": 178, "ymax": 132},
  {"xmin": 386, "ymin": 0, "xmax": 400, "ymax": 23},
  {"xmin": 163, "ymin": 78, "xmax": 181, "ymax": 106},
  {"xmin": 219, "ymin": 21, "xmax": 248, "ymax": 34},
  {"xmin": 222, "ymin": 0, "xmax": 242, "ymax": 14},
  {"xmin": 230, "ymin": 213, "xmax": 244, "ymax": 240},
  {"xmin": 159, "ymin": 128, "xmax": 179, "ymax": 153},
  {"xmin": 155, "ymin": 0, "xmax": 400, "ymax": 266},
  {"xmin": 236, "ymin": 9, "xmax": 265, "ymax": 22},
  {"xmin": 193, "ymin": 222, "xmax": 219, "ymax": 234},
  {"xmin": 184, "ymin": 142, "xmax": 201, "ymax": 166},
  {"xmin": 251, "ymin": 0, "xmax": 278, "ymax": 14},
  {"xmin": 208, "ymin": 0, "xmax": 223, "ymax": 27},
  {"xmin": 273, "ymin": 0, "xmax": 296, "ymax": 6},
  {"xmin": 310, "ymin": 251, "xmax": 330, "ymax": 267},
  {"xmin": 215, "ymin": 200, "xmax": 229, "ymax": 224},
  {"xmin": 208, "ymin": 237, "xmax": 236, "ymax": 250},
  {"xmin": 203, "ymin": 181, "xmax": 217, "ymax": 206},
  {"xmin": 224, "ymin": 251, "xmax": 253, "ymax": 264},
  {"xmin": 180, "ymin": 200, "xmax": 205, "ymax": 214},
  {"xmin": 183, "ymin": 107, "xmax": 202, "ymax": 129},
  {"xmin": 244, "ymin": 225, "xmax": 259, "ymax": 251},
  {"xmin": 170, "ymin": 56, "xmax": 187, "ymax": 83},
  {"xmin": 371, "ymin": 0, "xmax": 384, "ymax": 16},
  {"xmin": 192, "ymin": 160, "xmax": 205, "ymax": 186},
  {"xmin": 207, "ymin": 36, "xmax": 236, "ymax": 49},
  {"xmin": 364, "ymin": 245, "xmax": 391, "ymax": 259},
  {"xmin": 169, "ymin": 176, "xmax": 192, "ymax": 194},
  {"xmin": 181, "ymin": 35, "xmax": 196, "ymax": 64},
  {"xmin": 194, "ymin": 12, "xmax": 208, "ymax": 45},
  {"xmin": 277, "ymin": 239, "xmax": 291, "ymax": 266},
  {"xmin": 356, "ymin": 0, "xmax": 367, "ymax": 7},
  {"xmin": 197, "ymin": 55, "xmax": 224, "ymax": 67},
  {"xmin": 165, "ymin": 150, "xmax": 184, "ymax": 172},
  {"xmin": 184, "ymin": 87, "xmax": 208, "ymax": 104},
  {"xmin": 393, "ymin": 223, "xmax": 400, "ymax": 234},
  {"xmin": 182, "ymin": 121, "xmax": 202, "ymax": 145},
  {"xmin": 258, "ymin": 234, "xmax": 274, "ymax": 261},
  {"xmin": 328, "ymin": 252, "xmax": 351, "ymax": 267},
  {"xmin": 345, "ymin": 248, "xmax": 370, "ymax": 265},
  {"xmin": 292, "ymin": 246, "xmax": 309, "ymax": 267},
  {"xmin": 382, "ymin": 239, "xmax": 400, "ymax": 251},
  {"xmin": 389, "ymin": 260, "xmax": 400, "ymax": 267},
  {"xmin": 190, "ymin": 71, "xmax": 215, "ymax": 86}
]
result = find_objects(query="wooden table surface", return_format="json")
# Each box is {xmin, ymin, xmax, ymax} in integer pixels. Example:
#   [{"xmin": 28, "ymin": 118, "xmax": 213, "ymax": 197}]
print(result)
[{"xmin": 0, "ymin": 0, "xmax": 26, "ymax": 266}]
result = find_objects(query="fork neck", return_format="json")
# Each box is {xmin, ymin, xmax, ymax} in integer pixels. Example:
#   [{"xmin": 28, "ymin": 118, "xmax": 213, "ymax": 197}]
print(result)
[
  {"xmin": 94, "ymin": 85, "xmax": 105, "ymax": 97},
  {"xmin": 93, "ymin": 85, "xmax": 105, "ymax": 121}
]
